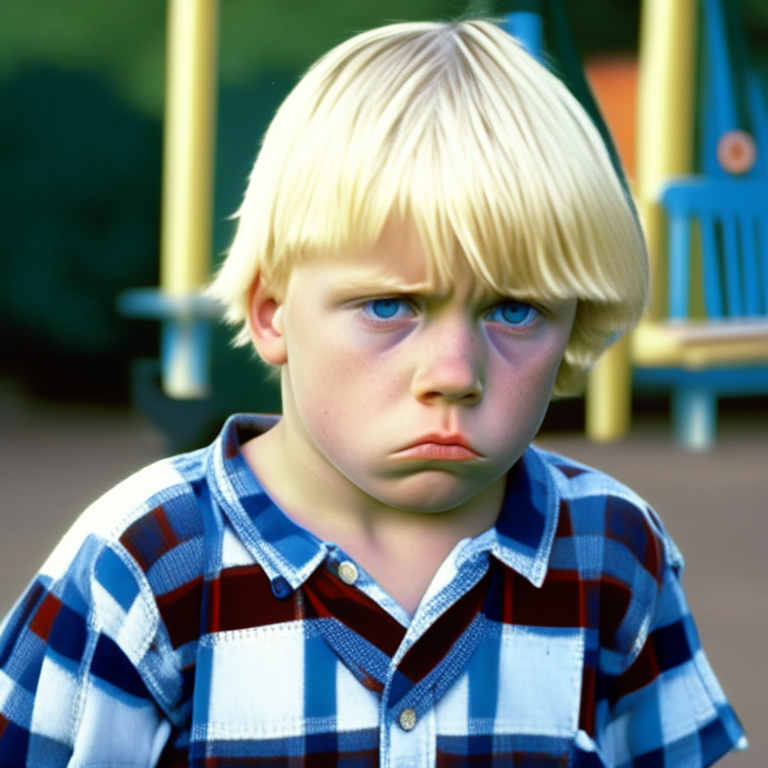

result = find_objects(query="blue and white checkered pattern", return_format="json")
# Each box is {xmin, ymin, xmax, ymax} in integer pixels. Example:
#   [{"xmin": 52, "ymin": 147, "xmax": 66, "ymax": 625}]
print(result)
[{"xmin": 0, "ymin": 414, "xmax": 746, "ymax": 766}]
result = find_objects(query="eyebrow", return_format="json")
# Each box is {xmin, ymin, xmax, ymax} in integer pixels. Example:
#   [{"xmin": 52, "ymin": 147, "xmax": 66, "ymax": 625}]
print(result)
[
  {"xmin": 332, "ymin": 276, "xmax": 448, "ymax": 296},
  {"xmin": 330, "ymin": 275, "xmax": 551, "ymax": 308}
]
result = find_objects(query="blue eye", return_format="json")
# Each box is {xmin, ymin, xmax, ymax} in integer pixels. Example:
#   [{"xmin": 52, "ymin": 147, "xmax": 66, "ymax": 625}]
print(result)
[
  {"xmin": 363, "ymin": 299, "xmax": 410, "ymax": 320},
  {"xmin": 487, "ymin": 300, "xmax": 537, "ymax": 326}
]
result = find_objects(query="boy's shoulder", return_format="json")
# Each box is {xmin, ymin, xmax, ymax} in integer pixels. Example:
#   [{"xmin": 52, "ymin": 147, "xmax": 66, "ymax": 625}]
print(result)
[
  {"xmin": 527, "ymin": 442, "xmax": 684, "ymax": 575},
  {"xmin": 37, "ymin": 445, "xmax": 212, "ymax": 603},
  {"xmin": 530, "ymin": 442, "xmax": 646, "ymax": 503},
  {"xmin": 0, "ymin": 445, "xmax": 217, "ymax": 731}
]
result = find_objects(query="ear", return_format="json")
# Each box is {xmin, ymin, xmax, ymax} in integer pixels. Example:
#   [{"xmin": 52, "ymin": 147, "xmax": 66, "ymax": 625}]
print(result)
[{"xmin": 247, "ymin": 275, "xmax": 287, "ymax": 365}]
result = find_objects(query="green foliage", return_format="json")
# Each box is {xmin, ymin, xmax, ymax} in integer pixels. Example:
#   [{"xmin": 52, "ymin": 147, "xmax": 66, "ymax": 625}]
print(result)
[
  {"xmin": 0, "ymin": 67, "xmax": 161, "ymax": 400},
  {"xmin": 0, "ymin": 1, "xmax": 166, "ymax": 114},
  {"xmin": 212, "ymin": 71, "xmax": 300, "ymax": 259},
  {"xmin": 0, "ymin": 0, "xmax": 470, "ymax": 115},
  {"xmin": 218, "ymin": 0, "xmax": 471, "ymax": 83},
  {"xmin": 3, "ymin": 0, "xmax": 765, "ymax": 115}
]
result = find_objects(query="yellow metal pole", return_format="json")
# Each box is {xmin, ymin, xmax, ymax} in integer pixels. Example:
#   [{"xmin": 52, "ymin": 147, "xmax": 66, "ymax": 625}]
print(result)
[
  {"xmin": 586, "ymin": 335, "xmax": 631, "ymax": 441},
  {"xmin": 586, "ymin": 0, "xmax": 698, "ymax": 441},
  {"xmin": 160, "ymin": 0, "xmax": 219, "ymax": 397},
  {"xmin": 635, "ymin": 0, "xmax": 698, "ymax": 320}
]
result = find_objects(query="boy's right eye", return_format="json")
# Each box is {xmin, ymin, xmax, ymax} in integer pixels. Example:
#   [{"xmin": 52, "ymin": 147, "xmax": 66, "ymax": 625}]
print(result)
[{"xmin": 362, "ymin": 298, "xmax": 413, "ymax": 321}]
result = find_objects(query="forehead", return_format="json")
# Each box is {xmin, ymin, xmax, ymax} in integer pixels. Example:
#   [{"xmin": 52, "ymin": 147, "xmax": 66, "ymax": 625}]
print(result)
[{"xmin": 285, "ymin": 219, "xmax": 503, "ymax": 302}]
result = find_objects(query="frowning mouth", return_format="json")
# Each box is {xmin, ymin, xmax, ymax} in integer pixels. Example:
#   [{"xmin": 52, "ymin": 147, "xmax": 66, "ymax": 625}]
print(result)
[{"xmin": 393, "ymin": 434, "xmax": 484, "ymax": 461}]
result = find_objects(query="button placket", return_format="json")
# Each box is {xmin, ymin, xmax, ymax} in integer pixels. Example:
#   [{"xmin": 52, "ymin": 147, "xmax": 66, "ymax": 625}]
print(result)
[{"xmin": 386, "ymin": 697, "xmax": 436, "ymax": 768}]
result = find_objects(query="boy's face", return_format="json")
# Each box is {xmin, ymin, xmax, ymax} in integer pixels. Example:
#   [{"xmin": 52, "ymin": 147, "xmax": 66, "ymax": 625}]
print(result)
[{"xmin": 262, "ymin": 221, "xmax": 577, "ymax": 514}]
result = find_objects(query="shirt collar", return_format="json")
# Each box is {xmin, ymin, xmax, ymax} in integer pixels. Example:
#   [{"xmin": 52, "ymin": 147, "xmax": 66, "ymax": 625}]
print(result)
[
  {"xmin": 459, "ymin": 445, "xmax": 561, "ymax": 587},
  {"xmin": 206, "ymin": 414, "xmax": 328, "ymax": 593},
  {"xmin": 207, "ymin": 414, "xmax": 561, "ymax": 592}
]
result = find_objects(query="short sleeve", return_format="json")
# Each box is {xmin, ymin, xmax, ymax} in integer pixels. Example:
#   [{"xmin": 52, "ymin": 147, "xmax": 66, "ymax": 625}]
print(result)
[
  {"xmin": 598, "ymin": 541, "xmax": 746, "ymax": 768},
  {"xmin": 0, "ymin": 535, "xmax": 174, "ymax": 767}
]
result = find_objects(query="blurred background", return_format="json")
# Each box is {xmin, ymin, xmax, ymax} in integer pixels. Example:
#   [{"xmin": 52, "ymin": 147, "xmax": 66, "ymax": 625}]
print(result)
[{"xmin": 1, "ymin": 0, "xmax": 766, "ymax": 764}]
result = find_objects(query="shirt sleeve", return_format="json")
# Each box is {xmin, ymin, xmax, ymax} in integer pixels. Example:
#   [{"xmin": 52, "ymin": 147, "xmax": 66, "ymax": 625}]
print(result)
[
  {"xmin": 0, "ymin": 535, "xmax": 177, "ymax": 767},
  {"xmin": 598, "ymin": 526, "xmax": 747, "ymax": 768}
]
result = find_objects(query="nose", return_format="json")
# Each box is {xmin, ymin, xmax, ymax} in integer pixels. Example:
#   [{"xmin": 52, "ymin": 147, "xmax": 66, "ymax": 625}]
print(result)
[{"xmin": 411, "ymin": 319, "xmax": 484, "ymax": 405}]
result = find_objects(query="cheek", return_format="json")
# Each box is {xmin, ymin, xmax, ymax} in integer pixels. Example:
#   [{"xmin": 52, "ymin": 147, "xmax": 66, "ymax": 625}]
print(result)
[
  {"xmin": 490, "ymin": 331, "xmax": 567, "ymax": 382},
  {"xmin": 289, "ymin": 328, "xmax": 403, "ymax": 439},
  {"xmin": 485, "ymin": 336, "xmax": 568, "ymax": 426}
]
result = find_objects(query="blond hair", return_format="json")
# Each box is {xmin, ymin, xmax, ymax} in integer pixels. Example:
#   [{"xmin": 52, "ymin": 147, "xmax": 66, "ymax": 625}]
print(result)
[{"xmin": 208, "ymin": 19, "xmax": 647, "ymax": 396}]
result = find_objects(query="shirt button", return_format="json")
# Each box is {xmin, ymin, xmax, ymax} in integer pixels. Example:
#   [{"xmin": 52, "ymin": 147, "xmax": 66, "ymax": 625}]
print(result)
[
  {"xmin": 270, "ymin": 576, "xmax": 292, "ymax": 599},
  {"xmin": 398, "ymin": 708, "xmax": 417, "ymax": 731},
  {"xmin": 338, "ymin": 560, "xmax": 359, "ymax": 585}
]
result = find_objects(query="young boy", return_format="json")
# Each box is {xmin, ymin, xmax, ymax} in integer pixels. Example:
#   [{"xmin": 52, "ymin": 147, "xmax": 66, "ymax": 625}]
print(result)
[{"xmin": 0, "ymin": 20, "xmax": 745, "ymax": 768}]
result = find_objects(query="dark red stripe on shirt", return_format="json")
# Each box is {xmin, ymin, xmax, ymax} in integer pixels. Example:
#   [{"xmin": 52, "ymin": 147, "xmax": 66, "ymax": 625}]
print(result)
[
  {"xmin": 160, "ymin": 564, "xmax": 301, "ymax": 643},
  {"xmin": 121, "ymin": 504, "xmax": 180, "ymax": 573},
  {"xmin": 579, "ymin": 663, "xmax": 597, "ymax": 735},
  {"xmin": 157, "ymin": 576, "xmax": 204, "ymax": 649},
  {"xmin": 29, "ymin": 593, "xmax": 62, "ymax": 642},
  {"xmin": 555, "ymin": 499, "xmax": 573, "ymax": 538},
  {"xmin": 508, "ymin": 569, "xmax": 583, "ymax": 627},
  {"xmin": 303, "ymin": 567, "xmax": 405, "ymax": 659},
  {"xmin": 486, "ymin": 564, "xmax": 631, "ymax": 641},
  {"xmin": 213, "ymin": 564, "xmax": 297, "ymax": 632},
  {"xmin": 555, "ymin": 464, "xmax": 587, "ymax": 479},
  {"xmin": 197, "ymin": 751, "xmax": 379, "ymax": 767},
  {"xmin": 613, "ymin": 640, "xmax": 661, "ymax": 704},
  {"xmin": 614, "ymin": 618, "xmax": 694, "ymax": 704},
  {"xmin": 594, "ymin": 577, "xmax": 632, "ymax": 648},
  {"xmin": 152, "ymin": 505, "xmax": 180, "ymax": 552},
  {"xmin": 398, "ymin": 569, "xmax": 493, "ymax": 683}
]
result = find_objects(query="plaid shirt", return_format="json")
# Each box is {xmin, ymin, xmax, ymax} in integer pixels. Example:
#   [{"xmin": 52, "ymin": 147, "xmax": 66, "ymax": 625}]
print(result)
[{"xmin": 0, "ymin": 414, "xmax": 745, "ymax": 767}]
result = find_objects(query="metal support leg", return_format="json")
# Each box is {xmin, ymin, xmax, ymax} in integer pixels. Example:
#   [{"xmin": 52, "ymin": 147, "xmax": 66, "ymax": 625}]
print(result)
[
  {"xmin": 161, "ymin": 317, "xmax": 212, "ymax": 399},
  {"xmin": 672, "ymin": 386, "xmax": 717, "ymax": 450},
  {"xmin": 586, "ymin": 335, "xmax": 632, "ymax": 441}
]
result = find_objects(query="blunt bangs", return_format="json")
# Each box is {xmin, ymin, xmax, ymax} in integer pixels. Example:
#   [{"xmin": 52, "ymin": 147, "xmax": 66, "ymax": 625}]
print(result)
[{"xmin": 208, "ymin": 20, "xmax": 648, "ymax": 396}]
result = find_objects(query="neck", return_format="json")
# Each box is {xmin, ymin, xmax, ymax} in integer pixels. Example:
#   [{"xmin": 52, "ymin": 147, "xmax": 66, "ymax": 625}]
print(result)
[{"xmin": 241, "ymin": 418, "xmax": 505, "ymax": 616}]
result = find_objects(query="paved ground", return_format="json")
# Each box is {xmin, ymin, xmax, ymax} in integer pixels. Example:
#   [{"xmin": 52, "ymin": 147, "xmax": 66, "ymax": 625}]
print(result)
[{"xmin": 0, "ymin": 385, "xmax": 765, "ymax": 766}]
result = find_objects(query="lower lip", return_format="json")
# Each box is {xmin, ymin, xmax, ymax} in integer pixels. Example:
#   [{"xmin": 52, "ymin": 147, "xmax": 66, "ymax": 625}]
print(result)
[{"xmin": 395, "ymin": 443, "xmax": 481, "ymax": 461}]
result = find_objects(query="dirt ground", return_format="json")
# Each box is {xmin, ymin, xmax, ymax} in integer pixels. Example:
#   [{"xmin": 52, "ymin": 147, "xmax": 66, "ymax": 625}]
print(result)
[{"xmin": 0, "ymin": 385, "xmax": 765, "ymax": 766}]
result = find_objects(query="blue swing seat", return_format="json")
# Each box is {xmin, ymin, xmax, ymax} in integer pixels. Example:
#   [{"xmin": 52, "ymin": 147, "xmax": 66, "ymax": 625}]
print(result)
[{"xmin": 632, "ymin": 178, "xmax": 768, "ymax": 448}]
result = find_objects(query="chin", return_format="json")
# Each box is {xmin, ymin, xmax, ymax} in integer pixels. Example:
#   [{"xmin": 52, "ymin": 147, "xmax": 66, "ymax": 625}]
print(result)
[{"xmin": 369, "ymin": 471, "xmax": 488, "ymax": 514}]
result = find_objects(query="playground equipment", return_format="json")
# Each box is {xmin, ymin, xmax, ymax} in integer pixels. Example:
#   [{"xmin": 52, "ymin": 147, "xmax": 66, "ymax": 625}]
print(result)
[
  {"xmin": 588, "ymin": 0, "xmax": 768, "ymax": 449},
  {"xmin": 502, "ymin": 0, "xmax": 629, "ymax": 195},
  {"xmin": 119, "ymin": 0, "xmax": 221, "ymax": 402},
  {"xmin": 118, "ymin": 0, "xmax": 227, "ymax": 450}
]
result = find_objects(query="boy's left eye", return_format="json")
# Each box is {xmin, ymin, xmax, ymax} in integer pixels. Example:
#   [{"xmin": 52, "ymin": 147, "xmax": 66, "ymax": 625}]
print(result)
[
  {"xmin": 486, "ymin": 300, "xmax": 538, "ymax": 327},
  {"xmin": 362, "ymin": 298, "xmax": 413, "ymax": 320}
]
